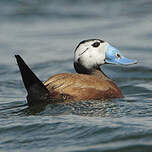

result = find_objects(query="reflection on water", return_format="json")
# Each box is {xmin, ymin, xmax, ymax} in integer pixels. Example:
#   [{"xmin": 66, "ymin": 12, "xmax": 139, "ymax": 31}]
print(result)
[
  {"xmin": 0, "ymin": 0, "xmax": 152, "ymax": 152},
  {"xmin": 20, "ymin": 100, "xmax": 120, "ymax": 117}
]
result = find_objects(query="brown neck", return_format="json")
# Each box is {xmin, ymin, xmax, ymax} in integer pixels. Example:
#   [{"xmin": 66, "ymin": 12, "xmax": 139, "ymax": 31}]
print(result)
[
  {"xmin": 90, "ymin": 68, "xmax": 111, "ymax": 80},
  {"xmin": 74, "ymin": 62, "xmax": 111, "ymax": 80}
]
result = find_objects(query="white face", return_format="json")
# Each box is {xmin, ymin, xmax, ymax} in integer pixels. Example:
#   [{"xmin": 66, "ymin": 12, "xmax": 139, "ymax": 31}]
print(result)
[{"xmin": 74, "ymin": 39, "xmax": 108, "ymax": 69}]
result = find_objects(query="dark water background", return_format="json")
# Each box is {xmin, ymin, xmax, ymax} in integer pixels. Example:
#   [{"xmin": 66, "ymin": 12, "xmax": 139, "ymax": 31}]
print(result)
[{"xmin": 0, "ymin": 0, "xmax": 152, "ymax": 151}]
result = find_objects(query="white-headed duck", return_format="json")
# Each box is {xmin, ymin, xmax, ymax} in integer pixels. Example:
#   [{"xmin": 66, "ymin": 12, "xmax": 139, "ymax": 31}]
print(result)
[{"xmin": 15, "ymin": 39, "xmax": 137, "ymax": 106}]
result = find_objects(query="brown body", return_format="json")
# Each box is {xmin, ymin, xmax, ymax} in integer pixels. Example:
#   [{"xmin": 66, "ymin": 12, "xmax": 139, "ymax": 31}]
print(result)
[{"xmin": 44, "ymin": 70, "xmax": 123, "ymax": 102}]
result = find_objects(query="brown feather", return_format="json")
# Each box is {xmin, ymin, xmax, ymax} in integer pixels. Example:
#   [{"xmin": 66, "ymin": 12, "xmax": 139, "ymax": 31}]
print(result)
[{"xmin": 44, "ymin": 73, "xmax": 123, "ymax": 101}]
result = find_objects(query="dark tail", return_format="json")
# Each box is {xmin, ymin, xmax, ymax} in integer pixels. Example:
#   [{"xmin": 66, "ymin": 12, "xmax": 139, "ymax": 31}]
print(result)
[{"xmin": 15, "ymin": 55, "xmax": 50, "ymax": 106}]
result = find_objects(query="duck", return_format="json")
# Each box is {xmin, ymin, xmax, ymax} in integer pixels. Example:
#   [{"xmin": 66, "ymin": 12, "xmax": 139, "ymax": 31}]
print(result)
[{"xmin": 15, "ymin": 39, "xmax": 137, "ymax": 107}]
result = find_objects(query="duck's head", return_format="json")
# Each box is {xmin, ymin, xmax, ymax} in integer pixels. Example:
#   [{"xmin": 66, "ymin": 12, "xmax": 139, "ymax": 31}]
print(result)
[{"xmin": 74, "ymin": 39, "xmax": 137, "ymax": 74}]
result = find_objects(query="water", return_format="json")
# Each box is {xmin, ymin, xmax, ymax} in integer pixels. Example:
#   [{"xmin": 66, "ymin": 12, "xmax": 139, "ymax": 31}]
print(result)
[{"xmin": 0, "ymin": 0, "xmax": 152, "ymax": 151}]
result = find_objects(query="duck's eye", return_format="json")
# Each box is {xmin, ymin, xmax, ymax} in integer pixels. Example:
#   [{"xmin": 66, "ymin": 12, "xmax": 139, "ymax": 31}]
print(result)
[
  {"xmin": 116, "ymin": 53, "xmax": 121, "ymax": 58},
  {"xmin": 92, "ymin": 42, "xmax": 100, "ymax": 47}
]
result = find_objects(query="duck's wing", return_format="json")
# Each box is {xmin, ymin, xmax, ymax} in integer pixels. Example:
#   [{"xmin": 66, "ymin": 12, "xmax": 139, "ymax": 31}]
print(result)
[{"xmin": 44, "ymin": 73, "xmax": 123, "ymax": 101}]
